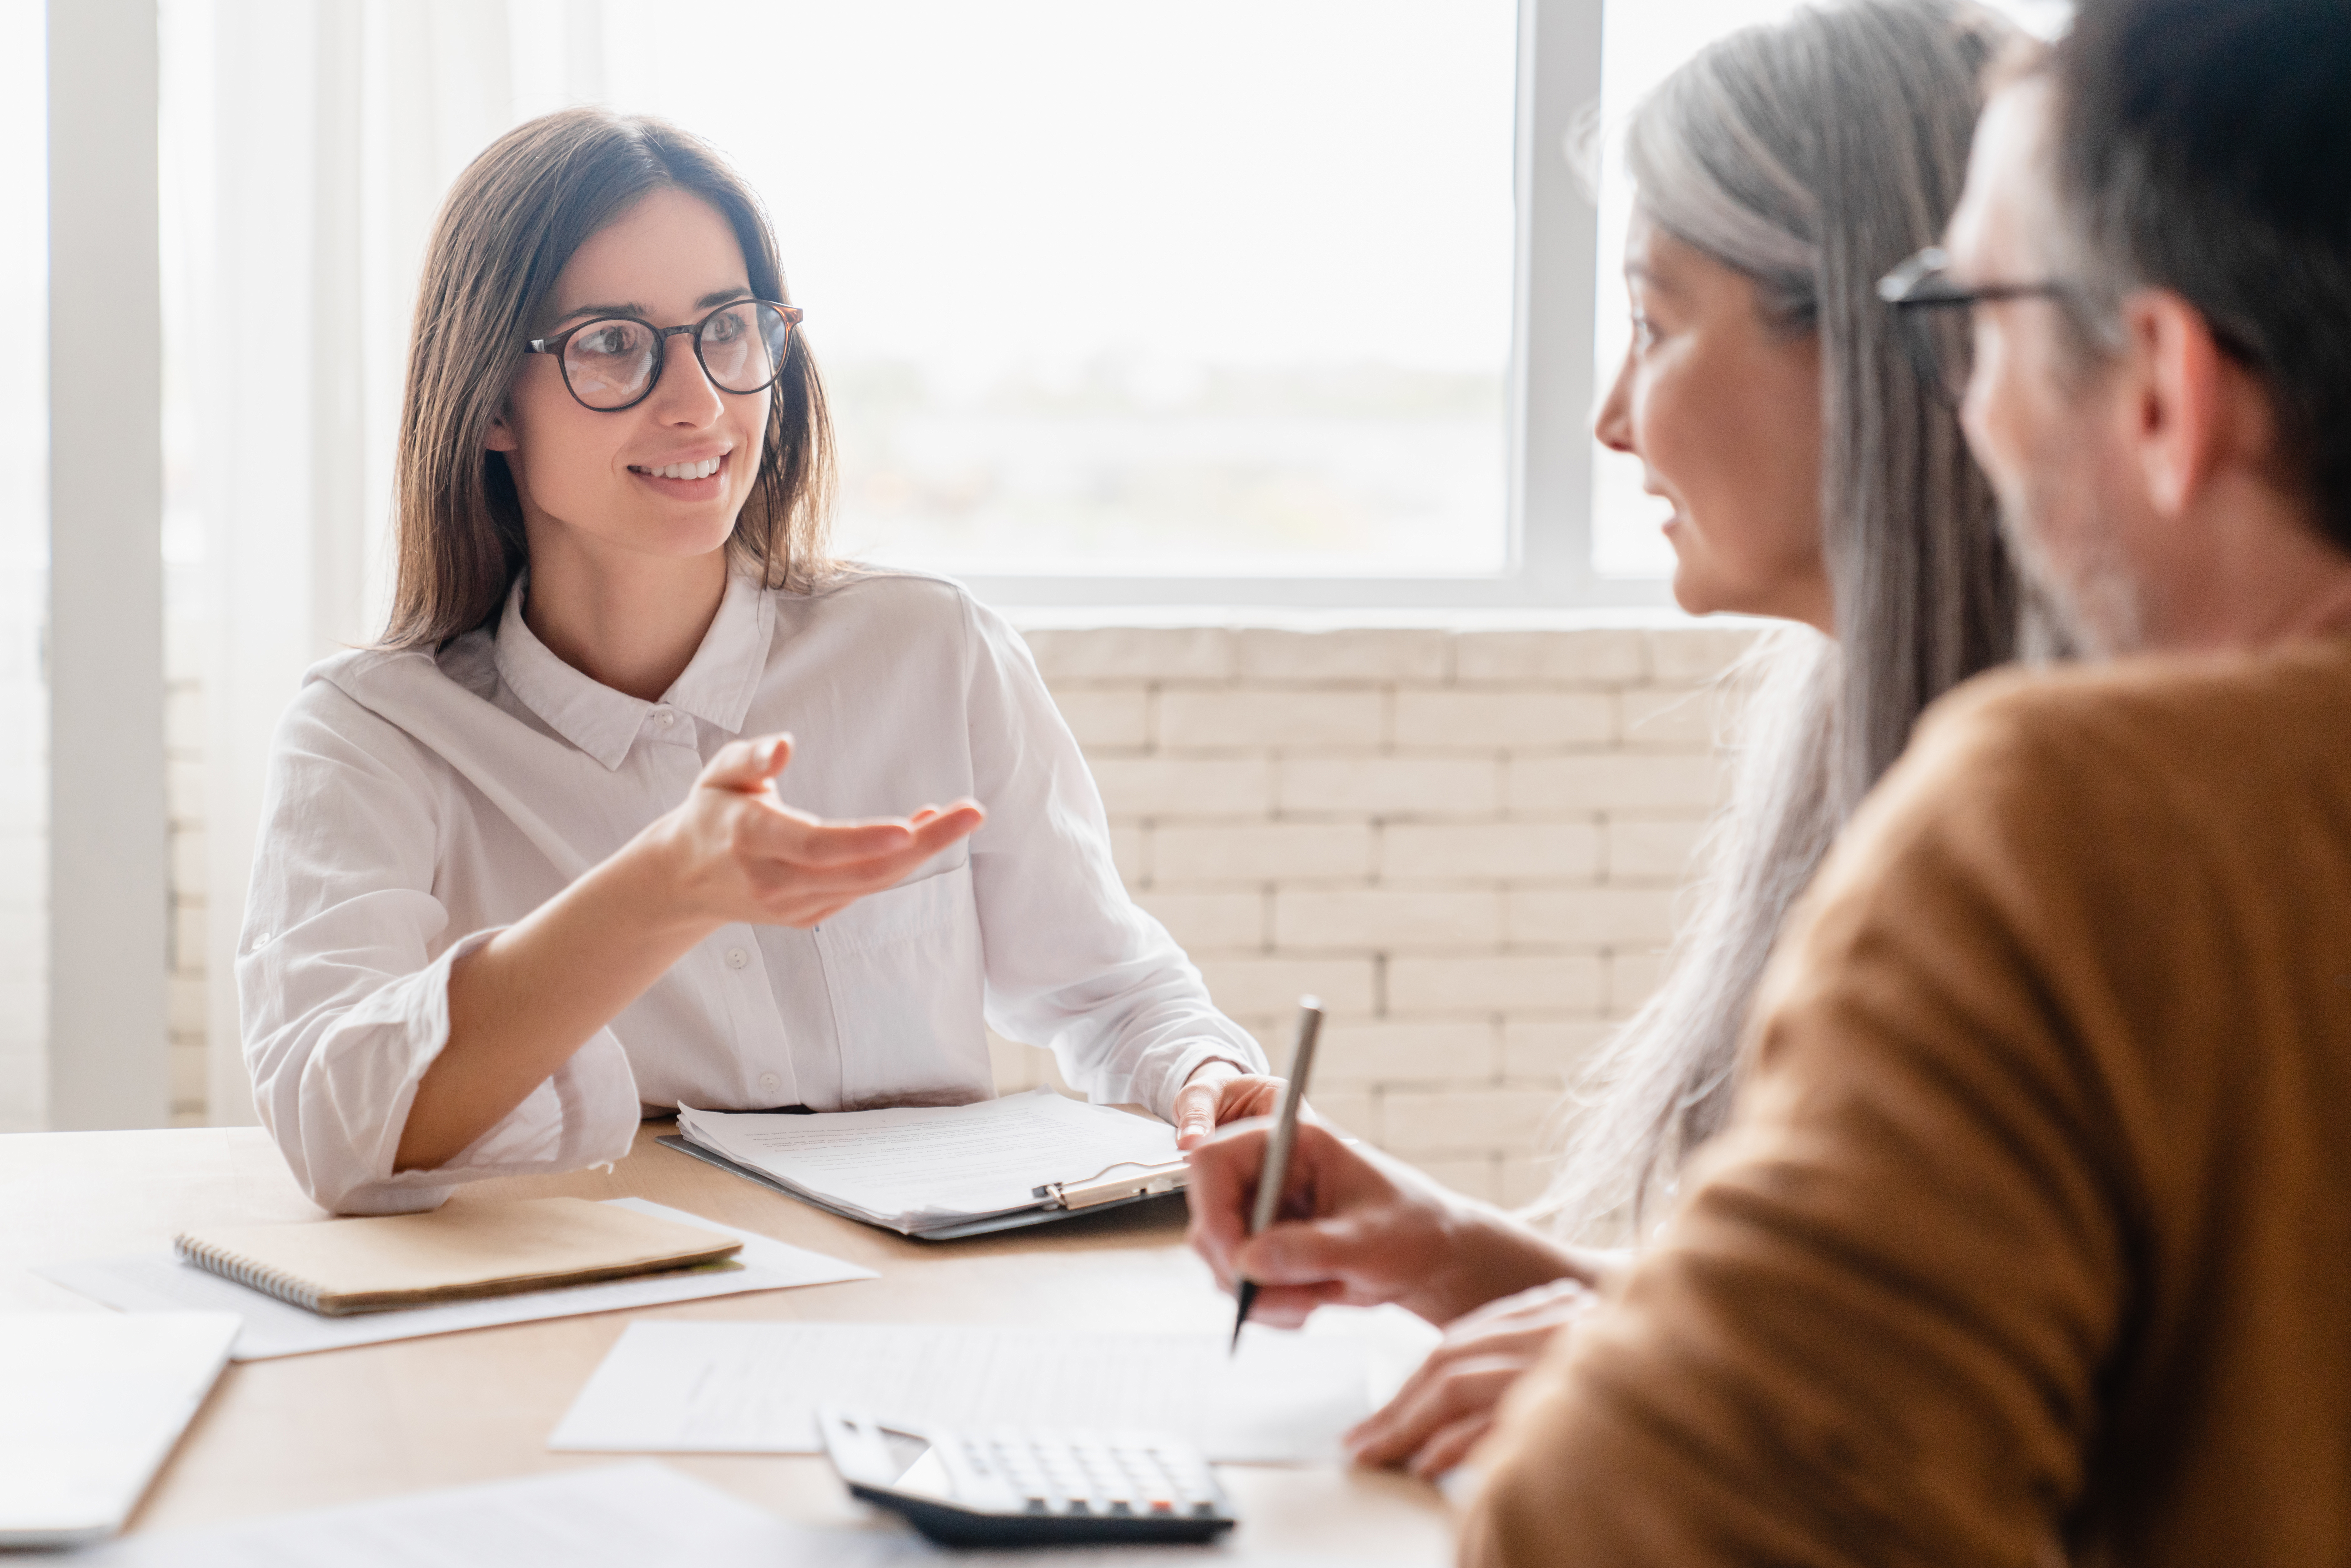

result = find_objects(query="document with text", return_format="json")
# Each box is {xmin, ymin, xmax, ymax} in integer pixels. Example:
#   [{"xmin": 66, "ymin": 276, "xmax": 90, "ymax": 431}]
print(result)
[
  {"xmin": 549, "ymin": 1321, "xmax": 1375, "ymax": 1464},
  {"xmin": 672, "ymin": 1090, "xmax": 1186, "ymax": 1238}
]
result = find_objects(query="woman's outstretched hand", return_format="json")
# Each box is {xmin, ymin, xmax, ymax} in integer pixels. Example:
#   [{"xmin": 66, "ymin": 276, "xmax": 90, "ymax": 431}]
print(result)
[
  {"xmin": 647, "ymin": 734, "xmax": 984, "ymax": 930},
  {"xmin": 1345, "ymin": 1277, "xmax": 1600, "ymax": 1479},
  {"xmin": 1170, "ymin": 1061, "xmax": 1285, "ymax": 1150}
]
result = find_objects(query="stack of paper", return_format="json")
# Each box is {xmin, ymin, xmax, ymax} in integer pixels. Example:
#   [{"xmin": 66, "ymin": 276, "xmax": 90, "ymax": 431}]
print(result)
[{"xmin": 671, "ymin": 1090, "xmax": 1186, "ymax": 1239}]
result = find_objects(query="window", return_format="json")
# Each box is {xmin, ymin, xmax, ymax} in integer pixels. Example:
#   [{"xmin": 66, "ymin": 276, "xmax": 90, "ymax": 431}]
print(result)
[{"xmin": 604, "ymin": 0, "xmax": 1528, "ymax": 596}]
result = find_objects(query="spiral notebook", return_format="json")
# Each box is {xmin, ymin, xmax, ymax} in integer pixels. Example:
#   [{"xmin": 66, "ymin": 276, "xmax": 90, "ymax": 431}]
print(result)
[{"xmin": 172, "ymin": 1196, "xmax": 743, "ymax": 1316}]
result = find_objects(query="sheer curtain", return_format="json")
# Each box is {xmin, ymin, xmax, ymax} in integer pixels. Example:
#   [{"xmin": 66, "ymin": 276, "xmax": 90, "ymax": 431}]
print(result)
[{"xmin": 187, "ymin": 0, "xmax": 607, "ymax": 1122}]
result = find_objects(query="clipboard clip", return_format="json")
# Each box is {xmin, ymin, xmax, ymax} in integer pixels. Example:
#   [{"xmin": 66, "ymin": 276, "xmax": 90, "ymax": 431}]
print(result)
[{"xmin": 1031, "ymin": 1158, "xmax": 1191, "ymax": 1211}]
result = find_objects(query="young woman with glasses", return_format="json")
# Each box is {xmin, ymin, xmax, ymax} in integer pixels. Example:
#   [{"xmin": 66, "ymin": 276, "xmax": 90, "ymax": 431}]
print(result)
[
  {"xmin": 239, "ymin": 110, "xmax": 1275, "ymax": 1214},
  {"xmin": 1188, "ymin": 0, "xmax": 2052, "ymax": 1479}
]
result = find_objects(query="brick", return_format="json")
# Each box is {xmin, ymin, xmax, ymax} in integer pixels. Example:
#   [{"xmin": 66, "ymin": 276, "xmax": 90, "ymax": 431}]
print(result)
[
  {"xmin": 169, "ymin": 1039, "xmax": 209, "ymax": 1104},
  {"xmin": 1278, "ymin": 757, "xmax": 1498, "ymax": 817},
  {"xmin": 1237, "ymin": 628, "xmax": 1447, "ymax": 683},
  {"xmin": 1151, "ymin": 823, "xmax": 1371, "ymax": 885},
  {"xmin": 1135, "ymin": 890, "xmax": 1264, "ymax": 953},
  {"xmin": 170, "ymin": 827, "xmax": 208, "ymax": 895},
  {"xmin": 1273, "ymin": 889, "xmax": 1501, "ymax": 952},
  {"xmin": 1016, "ymin": 626, "xmax": 1235, "ymax": 682},
  {"xmin": 1648, "ymin": 624, "xmax": 1764, "ymax": 685},
  {"xmin": 1607, "ymin": 949, "xmax": 1674, "ymax": 1017},
  {"xmin": 1048, "ymin": 686, "xmax": 1150, "ymax": 750},
  {"xmin": 1315, "ymin": 1020, "xmax": 1499, "ymax": 1085},
  {"xmin": 1618, "ymin": 687, "xmax": 1718, "ymax": 749},
  {"xmin": 166, "ymin": 684, "xmax": 206, "ymax": 755},
  {"xmin": 1195, "ymin": 956, "xmax": 1378, "ymax": 1019},
  {"xmin": 1506, "ymin": 753, "xmax": 1723, "ymax": 814},
  {"xmin": 1407, "ymin": 1155, "xmax": 1500, "ymax": 1202},
  {"xmin": 1304, "ymin": 1089, "xmax": 1378, "ymax": 1143},
  {"xmin": 1380, "ymin": 1086, "xmax": 1560, "ymax": 1156},
  {"xmin": 1089, "ymin": 757, "xmax": 1269, "ymax": 819},
  {"xmin": 1386, "ymin": 954, "xmax": 1604, "ymax": 1015},
  {"xmin": 1508, "ymin": 887, "xmax": 1682, "ymax": 949},
  {"xmin": 167, "ymin": 759, "xmax": 206, "ymax": 825},
  {"xmin": 172, "ymin": 900, "xmax": 207, "ymax": 972},
  {"xmin": 1391, "ymin": 689, "xmax": 1615, "ymax": 750},
  {"xmin": 1157, "ymin": 689, "xmax": 1383, "ymax": 751},
  {"xmin": 1606, "ymin": 817, "xmax": 1710, "ymax": 882},
  {"xmin": 1454, "ymin": 628, "xmax": 1647, "ymax": 686},
  {"xmin": 1500, "ymin": 1155, "xmax": 1564, "ymax": 1209},
  {"xmin": 1379, "ymin": 822, "xmax": 1599, "ymax": 884},
  {"xmin": 1502, "ymin": 1017, "xmax": 1621, "ymax": 1081},
  {"xmin": 169, "ymin": 974, "xmax": 208, "ymax": 1035}
]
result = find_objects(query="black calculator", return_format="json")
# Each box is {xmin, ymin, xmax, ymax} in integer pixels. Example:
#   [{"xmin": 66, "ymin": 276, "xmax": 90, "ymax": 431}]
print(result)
[{"xmin": 818, "ymin": 1407, "xmax": 1239, "ymax": 1548}]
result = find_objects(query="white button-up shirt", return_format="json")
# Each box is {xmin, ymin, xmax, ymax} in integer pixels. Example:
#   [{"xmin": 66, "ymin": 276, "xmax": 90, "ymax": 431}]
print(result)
[{"xmin": 239, "ymin": 568, "xmax": 1263, "ymax": 1214}]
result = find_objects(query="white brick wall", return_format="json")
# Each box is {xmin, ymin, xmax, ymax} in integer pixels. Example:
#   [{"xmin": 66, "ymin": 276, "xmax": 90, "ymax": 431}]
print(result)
[{"xmin": 116, "ymin": 616, "xmax": 1760, "ymax": 1199}]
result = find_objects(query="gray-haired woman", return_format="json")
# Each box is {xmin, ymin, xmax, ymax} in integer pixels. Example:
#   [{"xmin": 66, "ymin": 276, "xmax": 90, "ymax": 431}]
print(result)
[{"xmin": 1185, "ymin": 0, "xmax": 2042, "ymax": 1477}]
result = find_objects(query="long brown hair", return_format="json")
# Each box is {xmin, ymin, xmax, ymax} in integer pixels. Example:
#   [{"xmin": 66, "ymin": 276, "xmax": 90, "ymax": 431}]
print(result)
[{"xmin": 382, "ymin": 108, "xmax": 834, "ymax": 649}]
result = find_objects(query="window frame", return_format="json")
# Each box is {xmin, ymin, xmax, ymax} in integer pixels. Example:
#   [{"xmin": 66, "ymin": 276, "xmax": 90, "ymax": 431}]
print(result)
[{"xmin": 948, "ymin": 0, "xmax": 1667, "ymax": 611}]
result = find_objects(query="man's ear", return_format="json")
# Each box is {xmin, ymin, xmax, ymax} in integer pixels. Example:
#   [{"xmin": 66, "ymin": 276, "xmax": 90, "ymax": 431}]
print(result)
[{"xmin": 2120, "ymin": 288, "xmax": 2235, "ymax": 519}]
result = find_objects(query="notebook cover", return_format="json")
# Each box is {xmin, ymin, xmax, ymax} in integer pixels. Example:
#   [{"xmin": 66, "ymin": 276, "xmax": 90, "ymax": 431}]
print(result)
[{"xmin": 174, "ymin": 1196, "xmax": 743, "ymax": 1315}]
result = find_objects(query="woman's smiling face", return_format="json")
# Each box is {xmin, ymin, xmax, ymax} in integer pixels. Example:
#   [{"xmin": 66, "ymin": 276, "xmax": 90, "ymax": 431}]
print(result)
[
  {"xmin": 1595, "ymin": 214, "xmax": 1832, "ymax": 631},
  {"xmin": 488, "ymin": 186, "xmax": 770, "ymax": 568}
]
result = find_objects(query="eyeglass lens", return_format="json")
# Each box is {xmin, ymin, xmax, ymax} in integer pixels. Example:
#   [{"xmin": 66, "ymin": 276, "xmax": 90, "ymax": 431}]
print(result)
[{"xmin": 561, "ymin": 302, "xmax": 796, "ymax": 411}]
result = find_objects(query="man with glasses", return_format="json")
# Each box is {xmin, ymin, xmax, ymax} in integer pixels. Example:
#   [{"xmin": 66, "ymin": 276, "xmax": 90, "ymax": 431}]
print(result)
[{"xmin": 1452, "ymin": 0, "xmax": 2351, "ymax": 1562}]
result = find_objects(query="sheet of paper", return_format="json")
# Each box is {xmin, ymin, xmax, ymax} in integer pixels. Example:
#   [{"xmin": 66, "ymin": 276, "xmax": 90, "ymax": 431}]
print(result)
[
  {"xmin": 549, "ymin": 1321, "xmax": 1373, "ymax": 1464},
  {"xmin": 0, "ymin": 1312, "xmax": 240, "ymax": 1547},
  {"xmin": 69, "ymin": 1460, "xmax": 1409, "ymax": 1567},
  {"xmin": 679, "ymin": 1090, "xmax": 1179, "ymax": 1223},
  {"xmin": 36, "ymin": 1200, "xmax": 875, "ymax": 1361}
]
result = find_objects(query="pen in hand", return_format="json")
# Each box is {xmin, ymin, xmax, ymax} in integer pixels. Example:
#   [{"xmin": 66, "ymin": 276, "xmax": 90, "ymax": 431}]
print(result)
[{"xmin": 1230, "ymin": 997, "xmax": 1325, "ymax": 1353}]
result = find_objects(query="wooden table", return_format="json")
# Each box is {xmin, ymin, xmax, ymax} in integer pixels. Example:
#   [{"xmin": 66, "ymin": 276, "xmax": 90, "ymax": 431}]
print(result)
[{"xmin": 0, "ymin": 1121, "xmax": 1451, "ymax": 1560}]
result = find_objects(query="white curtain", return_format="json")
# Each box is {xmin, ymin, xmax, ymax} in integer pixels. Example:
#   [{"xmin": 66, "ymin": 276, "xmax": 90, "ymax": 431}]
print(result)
[{"xmin": 197, "ymin": 0, "xmax": 606, "ymax": 1122}]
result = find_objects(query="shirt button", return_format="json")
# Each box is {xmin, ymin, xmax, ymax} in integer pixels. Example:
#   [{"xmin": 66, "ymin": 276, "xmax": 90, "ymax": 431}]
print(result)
[
  {"xmin": 759, "ymin": 1072, "xmax": 783, "ymax": 1093},
  {"xmin": 654, "ymin": 710, "xmax": 675, "ymax": 726},
  {"xmin": 726, "ymin": 946, "xmax": 749, "ymax": 970}
]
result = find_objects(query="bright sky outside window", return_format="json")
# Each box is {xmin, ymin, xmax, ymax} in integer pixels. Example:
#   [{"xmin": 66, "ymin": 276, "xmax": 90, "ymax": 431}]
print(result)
[{"xmin": 604, "ymin": 0, "xmax": 1519, "ymax": 579}]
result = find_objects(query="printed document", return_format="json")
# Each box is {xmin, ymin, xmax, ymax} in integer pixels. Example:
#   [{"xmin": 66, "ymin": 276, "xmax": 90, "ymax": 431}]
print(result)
[
  {"xmin": 675, "ymin": 1090, "xmax": 1182, "ymax": 1236},
  {"xmin": 549, "ymin": 1321, "xmax": 1374, "ymax": 1464}
]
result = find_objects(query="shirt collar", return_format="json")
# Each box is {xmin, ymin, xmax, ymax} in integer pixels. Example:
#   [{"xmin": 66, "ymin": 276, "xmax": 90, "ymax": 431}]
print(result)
[{"xmin": 491, "ymin": 570, "xmax": 775, "ymax": 771}]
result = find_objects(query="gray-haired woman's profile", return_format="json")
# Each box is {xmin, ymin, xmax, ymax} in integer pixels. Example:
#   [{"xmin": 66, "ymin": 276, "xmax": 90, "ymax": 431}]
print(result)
[{"xmin": 1538, "ymin": 0, "xmax": 2052, "ymax": 1241}]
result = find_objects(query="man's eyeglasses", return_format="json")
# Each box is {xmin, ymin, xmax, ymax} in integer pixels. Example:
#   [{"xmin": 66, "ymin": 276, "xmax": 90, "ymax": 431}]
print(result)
[
  {"xmin": 526, "ymin": 299, "xmax": 804, "ymax": 412},
  {"xmin": 1876, "ymin": 247, "xmax": 2070, "ymax": 404}
]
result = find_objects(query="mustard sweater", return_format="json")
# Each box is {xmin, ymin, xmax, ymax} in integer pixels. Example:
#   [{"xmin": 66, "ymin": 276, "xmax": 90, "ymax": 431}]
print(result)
[{"xmin": 1462, "ymin": 638, "xmax": 2351, "ymax": 1566}]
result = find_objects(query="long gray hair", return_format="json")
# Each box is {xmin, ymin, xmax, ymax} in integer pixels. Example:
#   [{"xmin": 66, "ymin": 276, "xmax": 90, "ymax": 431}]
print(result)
[{"xmin": 1538, "ymin": 0, "xmax": 2030, "ymax": 1240}]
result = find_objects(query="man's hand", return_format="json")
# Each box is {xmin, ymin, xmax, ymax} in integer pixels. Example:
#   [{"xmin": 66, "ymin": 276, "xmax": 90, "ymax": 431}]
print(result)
[
  {"xmin": 1170, "ymin": 1060, "xmax": 1284, "ymax": 1150},
  {"xmin": 1346, "ymin": 1278, "xmax": 1601, "ymax": 1478}
]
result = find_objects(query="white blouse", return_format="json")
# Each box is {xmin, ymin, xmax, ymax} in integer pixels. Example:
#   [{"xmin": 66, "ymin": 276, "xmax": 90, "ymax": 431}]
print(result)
[{"xmin": 238, "ymin": 567, "xmax": 1263, "ymax": 1214}]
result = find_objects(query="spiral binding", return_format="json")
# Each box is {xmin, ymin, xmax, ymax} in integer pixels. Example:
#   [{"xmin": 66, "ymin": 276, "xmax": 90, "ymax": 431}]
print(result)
[{"xmin": 175, "ymin": 1234, "xmax": 326, "ymax": 1313}]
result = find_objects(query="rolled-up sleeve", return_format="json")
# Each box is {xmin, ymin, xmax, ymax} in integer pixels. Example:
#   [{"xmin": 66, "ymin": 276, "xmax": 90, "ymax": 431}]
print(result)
[
  {"xmin": 239, "ymin": 678, "xmax": 640, "ymax": 1215},
  {"xmin": 959, "ymin": 599, "xmax": 1266, "ymax": 1119}
]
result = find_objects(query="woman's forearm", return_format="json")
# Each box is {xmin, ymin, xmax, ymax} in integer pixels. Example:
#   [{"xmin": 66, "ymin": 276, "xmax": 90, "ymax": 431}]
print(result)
[{"xmin": 393, "ymin": 832, "xmax": 709, "ymax": 1172}]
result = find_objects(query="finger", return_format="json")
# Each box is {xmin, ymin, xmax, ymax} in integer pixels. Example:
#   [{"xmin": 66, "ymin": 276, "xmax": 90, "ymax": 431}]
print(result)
[
  {"xmin": 1349, "ymin": 1361, "xmax": 1523, "ymax": 1469},
  {"xmin": 1234, "ymin": 1214, "xmax": 1377, "ymax": 1287},
  {"xmin": 1183, "ymin": 1124, "xmax": 1270, "ymax": 1281},
  {"xmin": 907, "ymin": 803, "xmax": 985, "ymax": 855},
  {"xmin": 1216, "ymin": 1075, "xmax": 1284, "ymax": 1126},
  {"xmin": 743, "ymin": 805, "xmax": 921, "ymax": 867},
  {"xmin": 1408, "ymin": 1413, "xmax": 1495, "ymax": 1482},
  {"xmin": 1236, "ymin": 1280, "xmax": 1347, "ymax": 1328},
  {"xmin": 1172, "ymin": 1081, "xmax": 1221, "ymax": 1151},
  {"xmin": 699, "ymin": 733, "xmax": 794, "ymax": 793}
]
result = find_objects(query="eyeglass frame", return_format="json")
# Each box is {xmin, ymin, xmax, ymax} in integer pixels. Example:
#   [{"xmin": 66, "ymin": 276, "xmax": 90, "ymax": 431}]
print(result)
[
  {"xmin": 1875, "ymin": 247, "xmax": 2073, "ymax": 402},
  {"xmin": 524, "ymin": 298, "xmax": 806, "ymax": 413}
]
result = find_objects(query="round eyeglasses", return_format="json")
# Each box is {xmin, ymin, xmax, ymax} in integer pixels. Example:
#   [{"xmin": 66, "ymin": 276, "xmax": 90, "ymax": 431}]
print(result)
[
  {"xmin": 1876, "ymin": 247, "xmax": 2071, "ymax": 404},
  {"xmin": 525, "ymin": 299, "xmax": 804, "ymax": 412}
]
